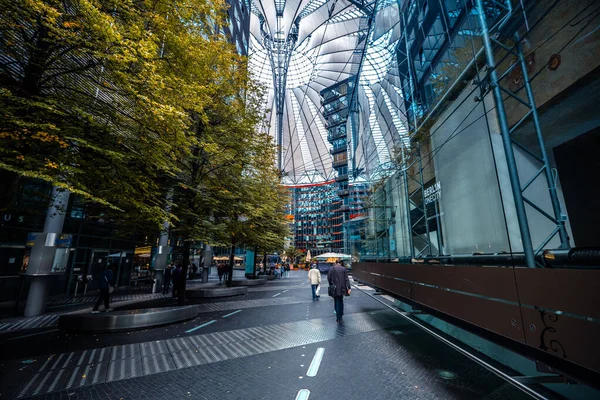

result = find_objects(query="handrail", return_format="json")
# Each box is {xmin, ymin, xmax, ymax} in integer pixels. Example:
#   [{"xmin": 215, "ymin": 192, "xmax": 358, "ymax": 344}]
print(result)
[{"xmin": 353, "ymin": 284, "xmax": 549, "ymax": 400}]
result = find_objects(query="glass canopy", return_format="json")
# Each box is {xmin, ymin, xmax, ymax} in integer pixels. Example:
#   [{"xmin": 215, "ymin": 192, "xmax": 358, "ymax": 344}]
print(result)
[{"xmin": 248, "ymin": 0, "xmax": 372, "ymax": 185}]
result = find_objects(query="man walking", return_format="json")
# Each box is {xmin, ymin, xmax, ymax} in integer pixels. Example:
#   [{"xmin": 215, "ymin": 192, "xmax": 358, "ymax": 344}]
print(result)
[
  {"xmin": 327, "ymin": 260, "xmax": 351, "ymax": 323},
  {"xmin": 308, "ymin": 264, "xmax": 321, "ymax": 301},
  {"xmin": 93, "ymin": 265, "xmax": 115, "ymax": 313},
  {"xmin": 172, "ymin": 264, "xmax": 182, "ymax": 298}
]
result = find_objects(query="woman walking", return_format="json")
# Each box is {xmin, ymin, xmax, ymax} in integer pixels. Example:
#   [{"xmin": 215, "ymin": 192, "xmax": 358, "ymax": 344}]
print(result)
[{"xmin": 308, "ymin": 264, "xmax": 321, "ymax": 301}]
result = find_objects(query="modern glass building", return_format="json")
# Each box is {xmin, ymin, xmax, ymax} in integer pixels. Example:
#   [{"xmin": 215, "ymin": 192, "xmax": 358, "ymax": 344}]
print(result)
[
  {"xmin": 287, "ymin": 181, "xmax": 343, "ymax": 255},
  {"xmin": 0, "ymin": 0, "xmax": 599, "ymax": 398},
  {"xmin": 248, "ymin": 1, "xmax": 600, "ymax": 394}
]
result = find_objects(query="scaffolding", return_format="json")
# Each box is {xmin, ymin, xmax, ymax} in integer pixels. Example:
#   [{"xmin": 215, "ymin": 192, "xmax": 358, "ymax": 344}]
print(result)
[
  {"xmin": 475, "ymin": 0, "xmax": 570, "ymax": 268},
  {"xmin": 370, "ymin": 0, "xmax": 577, "ymax": 266}
]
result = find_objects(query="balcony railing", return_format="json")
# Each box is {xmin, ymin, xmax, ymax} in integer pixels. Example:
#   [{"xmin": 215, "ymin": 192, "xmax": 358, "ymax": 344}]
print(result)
[
  {"xmin": 335, "ymin": 173, "xmax": 348, "ymax": 182},
  {"xmin": 327, "ymin": 130, "xmax": 346, "ymax": 142}
]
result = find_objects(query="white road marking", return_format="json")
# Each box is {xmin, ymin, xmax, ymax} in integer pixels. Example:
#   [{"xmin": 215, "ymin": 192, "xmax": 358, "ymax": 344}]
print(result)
[
  {"xmin": 272, "ymin": 293, "xmax": 281, "ymax": 297},
  {"xmin": 185, "ymin": 320, "xmax": 216, "ymax": 333},
  {"xmin": 295, "ymin": 389, "xmax": 310, "ymax": 400},
  {"xmin": 222, "ymin": 310, "xmax": 242, "ymax": 318},
  {"xmin": 306, "ymin": 348, "xmax": 325, "ymax": 377}
]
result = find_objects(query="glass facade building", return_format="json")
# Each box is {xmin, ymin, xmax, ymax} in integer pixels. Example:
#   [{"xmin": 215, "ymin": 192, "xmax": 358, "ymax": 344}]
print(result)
[
  {"xmin": 250, "ymin": 0, "xmax": 599, "ymax": 263},
  {"xmin": 287, "ymin": 182, "xmax": 343, "ymax": 255}
]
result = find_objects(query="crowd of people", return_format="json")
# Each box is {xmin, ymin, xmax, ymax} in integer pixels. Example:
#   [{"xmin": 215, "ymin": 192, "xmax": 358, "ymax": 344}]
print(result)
[
  {"xmin": 256, "ymin": 262, "xmax": 291, "ymax": 279},
  {"xmin": 92, "ymin": 256, "xmax": 352, "ymax": 325}
]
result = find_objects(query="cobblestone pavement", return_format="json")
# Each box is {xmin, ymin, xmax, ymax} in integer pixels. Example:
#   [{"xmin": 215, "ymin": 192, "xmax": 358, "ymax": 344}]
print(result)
[{"xmin": 0, "ymin": 270, "xmax": 548, "ymax": 400}]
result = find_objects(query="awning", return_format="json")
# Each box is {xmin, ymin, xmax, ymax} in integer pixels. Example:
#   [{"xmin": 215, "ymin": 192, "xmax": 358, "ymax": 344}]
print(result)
[
  {"xmin": 313, "ymin": 252, "xmax": 351, "ymax": 260},
  {"xmin": 214, "ymin": 256, "xmax": 243, "ymax": 261}
]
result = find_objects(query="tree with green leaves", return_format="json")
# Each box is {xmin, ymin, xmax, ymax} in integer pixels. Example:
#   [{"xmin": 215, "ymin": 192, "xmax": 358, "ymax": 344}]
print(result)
[
  {"xmin": 283, "ymin": 245, "xmax": 303, "ymax": 265},
  {"xmin": 0, "ymin": 0, "xmax": 233, "ymax": 226},
  {"xmin": 168, "ymin": 72, "xmax": 289, "ymax": 297}
]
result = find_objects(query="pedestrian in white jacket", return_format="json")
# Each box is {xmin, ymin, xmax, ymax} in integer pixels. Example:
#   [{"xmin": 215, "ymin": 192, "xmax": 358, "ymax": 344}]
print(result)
[{"xmin": 308, "ymin": 265, "xmax": 321, "ymax": 301}]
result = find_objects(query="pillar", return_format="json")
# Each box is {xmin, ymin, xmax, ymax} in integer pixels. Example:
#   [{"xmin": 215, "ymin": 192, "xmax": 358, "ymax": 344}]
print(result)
[{"xmin": 24, "ymin": 187, "xmax": 70, "ymax": 316}]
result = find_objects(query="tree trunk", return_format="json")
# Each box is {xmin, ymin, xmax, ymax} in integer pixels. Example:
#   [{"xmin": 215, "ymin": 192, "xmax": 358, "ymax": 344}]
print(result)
[
  {"xmin": 226, "ymin": 237, "xmax": 235, "ymax": 287},
  {"xmin": 178, "ymin": 241, "xmax": 191, "ymax": 306}
]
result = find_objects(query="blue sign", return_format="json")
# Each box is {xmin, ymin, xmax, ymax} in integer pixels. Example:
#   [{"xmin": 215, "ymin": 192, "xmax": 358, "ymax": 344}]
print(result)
[
  {"xmin": 56, "ymin": 234, "xmax": 73, "ymax": 248},
  {"xmin": 245, "ymin": 250, "xmax": 255, "ymax": 275}
]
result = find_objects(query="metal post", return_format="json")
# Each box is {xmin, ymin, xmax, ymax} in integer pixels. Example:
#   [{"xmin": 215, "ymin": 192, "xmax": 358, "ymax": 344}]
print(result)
[
  {"xmin": 434, "ymin": 198, "xmax": 443, "ymax": 255},
  {"xmin": 202, "ymin": 244, "xmax": 212, "ymax": 283},
  {"xmin": 417, "ymin": 144, "xmax": 431, "ymax": 256},
  {"xmin": 116, "ymin": 251, "xmax": 123, "ymax": 288},
  {"xmin": 476, "ymin": 0, "xmax": 536, "ymax": 268},
  {"xmin": 403, "ymin": 158, "xmax": 415, "ymax": 259},
  {"xmin": 401, "ymin": 12, "xmax": 419, "ymax": 132},
  {"xmin": 24, "ymin": 187, "xmax": 70, "ymax": 316},
  {"xmin": 514, "ymin": 38, "xmax": 569, "ymax": 249}
]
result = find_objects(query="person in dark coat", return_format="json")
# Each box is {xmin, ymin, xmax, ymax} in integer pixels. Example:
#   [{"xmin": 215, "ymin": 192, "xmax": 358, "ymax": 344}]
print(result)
[
  {"xmin": 163, "ymin": 264, "xmax": 173, "ymax": 294},
  {"xmin": 327, "ymin": 260, "xmax": 351, "ymax": 323},
  {"xmin": 172, "ymin": 264, "xmax": 182, "ymax": 297},
  {"xmin": 93, "ymin": 265, "xmax": 115, "ymax": 313},
  {"xmin": 217, "ymin": 263, "xmax": 225, "ymax": 283}
]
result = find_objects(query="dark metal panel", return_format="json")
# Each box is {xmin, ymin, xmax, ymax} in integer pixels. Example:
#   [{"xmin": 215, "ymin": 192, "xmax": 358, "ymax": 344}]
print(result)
[
  {"xmin": 514, "ymin": 268, "xmax": 600, "ymax": 319},
  {"xmin": 356, "ymin": 263, "xmax": 525, "ymax": 343},
  {"xmin": 411, "ymin": 285, "xmax": 526, "ymax": 343},
  {"xmin": 373, "ymin": 274, "xmax": 412, "ymax": 300},
  {"xmin": 520, "ymin": 307, "xmax": 600, "ymax": 374},
  {"xmin": 356, "ymin": 262, "xmax": 519, "ymax": 302}
]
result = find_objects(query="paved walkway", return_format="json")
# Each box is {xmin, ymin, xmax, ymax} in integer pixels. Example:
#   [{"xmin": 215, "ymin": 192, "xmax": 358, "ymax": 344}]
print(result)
[{"xmin": 0, "ymin": 270, "xmax": 541, "ymax": 400}]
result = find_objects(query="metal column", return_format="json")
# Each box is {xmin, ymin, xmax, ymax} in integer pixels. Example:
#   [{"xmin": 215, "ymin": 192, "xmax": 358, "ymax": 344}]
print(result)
[
  {"xmin": 402, "ymin": 144, "xmax": 430, "ymax": 259},
  {"xmin": 476, "ymin": 0, "xmax": 536, "ymax": 269},
  {"xmin": 476, "ymin": 0, "xmax": 570, "ymax": 268}
]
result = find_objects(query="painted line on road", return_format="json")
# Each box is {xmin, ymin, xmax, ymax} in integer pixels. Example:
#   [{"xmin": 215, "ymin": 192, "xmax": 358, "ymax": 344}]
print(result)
[
  {"xmin": 282, "ymin": 289, "xmax": 289, "ymax": 293},
  {"xmin": 6, "ymin": 329, "xmax": 60, "ymax": 341},
  {"xmin": 185, "ymin": 320, "xmax": 216, "ymax": 333},
  {"xmin": 272, "ymin": 292, "xmax": 281, "ymax": 297},
  {"xmin": 306, "ymin": 348, "xmax": 325, "ymax": 377},
  {"xmin": 296, "ymin": 389, "xmax": 310, "ymax": 400},
  {"xmin": 222, "ymin": 309, "xmax": 242, "ymax": 318},
  {"xmin": 295, "ymin": 389, "xmax": 310, "ymax": 400}
]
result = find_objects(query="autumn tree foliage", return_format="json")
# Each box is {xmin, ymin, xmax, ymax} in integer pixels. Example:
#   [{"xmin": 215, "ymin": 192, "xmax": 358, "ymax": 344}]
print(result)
[
  {"xmin": 1, "ymin": 0, "xmax": 234, "ymax": 224},
  {"xmin": 1, "ymin": 0, "xmax": 290, "ymax": 291}
]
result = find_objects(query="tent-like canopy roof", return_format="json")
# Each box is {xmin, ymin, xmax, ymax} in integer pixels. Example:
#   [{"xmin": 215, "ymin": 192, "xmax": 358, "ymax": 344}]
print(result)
[{"xmin": 248, "ymin": 0, "xmax": 373, "ymax": 185}]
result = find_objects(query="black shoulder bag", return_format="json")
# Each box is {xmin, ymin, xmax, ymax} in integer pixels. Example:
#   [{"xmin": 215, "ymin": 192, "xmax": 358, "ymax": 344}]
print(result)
[{"xmin": 328, "ymin": 283, "xmax": 336, "ymax": 297}]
